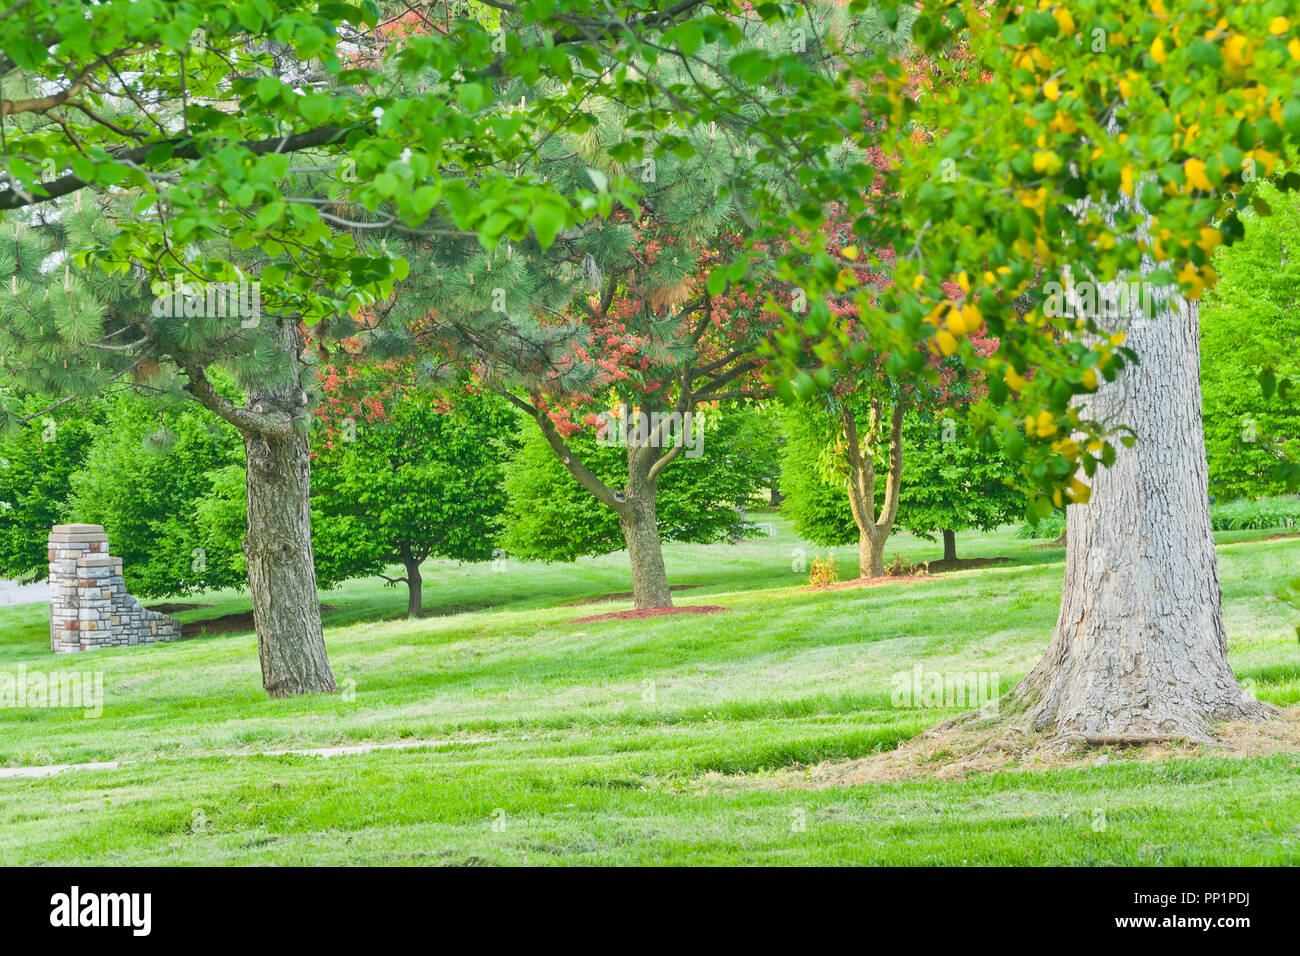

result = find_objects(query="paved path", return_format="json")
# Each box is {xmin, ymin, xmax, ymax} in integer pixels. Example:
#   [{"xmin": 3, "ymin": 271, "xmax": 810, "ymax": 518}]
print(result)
[
  {"xmin": 0, "ymin": 736, "xmax": 499, "ymax": 780},
  {"xmin": 0, "ymin": 579, "xmax": 47, "ymax": 607}
]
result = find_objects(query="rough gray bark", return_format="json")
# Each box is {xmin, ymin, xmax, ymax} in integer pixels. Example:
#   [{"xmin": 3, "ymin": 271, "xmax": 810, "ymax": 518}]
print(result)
[
  {"xmin": 241, "ymin": 425, "xmax": 337, "ymax": 696},
  {"xmin": 843, "ymin": 398, "xmax": 905, "ymax": 579},
  {"xmin": 620, "ymin": 475, "xmax": 672, "ymax": 609},
  {"xmin": 237, "ymin": 321, "xmax": 336, "ymax": 697},
  {"xmin": 177, "ymin": 319, "xmax": 335, "ymax": 697},
  {"xmin": 1012, "ymin": 298, "xmax": 1267, "ymax": 741}
]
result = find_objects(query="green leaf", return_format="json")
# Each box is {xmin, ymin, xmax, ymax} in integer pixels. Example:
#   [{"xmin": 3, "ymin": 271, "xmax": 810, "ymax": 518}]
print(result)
[{"xmin": 529, "ymin": 204, "xmax": 564, "ymax": 249}]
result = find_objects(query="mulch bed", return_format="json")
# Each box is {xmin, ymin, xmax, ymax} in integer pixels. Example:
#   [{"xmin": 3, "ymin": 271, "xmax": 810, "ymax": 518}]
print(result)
[
  {"xmin": 179, "ymin": 611, "xmax": 257, "ymax": 638},
  {"xmin": 568, "ymin": 604, "xmax": 728, "ymax": 624},
  {"xmin": 805, "ymin": 557, "xmax": 1013, "ymax": 592},
  {"xmin": 170, "ymin": 605, "xmax": 336, "ymax": 638},
  {"xmin": 563, "ymin": 584, "xmax": 700, "ymax": 606}
]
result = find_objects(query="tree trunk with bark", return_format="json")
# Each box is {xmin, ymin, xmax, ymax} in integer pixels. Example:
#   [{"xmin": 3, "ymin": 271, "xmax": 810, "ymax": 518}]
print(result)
[
  {"xmin": 620, "ymin": 476, "xmax": 672, "ymax": 609},
  {"xmin": 526, "ymin": 399, "xmax": 677, "ymax": 610},
  {"xmin": 942, "ymin": 529, "xmax": 957, "ymax": 563},
  {"xmin": 843, "ymin": 398, "xmax": 905, "ymax": 579},
  {"xmin": 399, "ymin": 544, "xmax": 423, "ymax": 618},
  {"xmin": 242, "ymin": 424, "xmax": 337, "ymax": 696},
  {"xmin": 183, "ymin": 319, "xmax": 336, "ymax": 698},
  {"xmin": 1011, "ymin": 299, "xmax": 1267, "ymax": 742}
]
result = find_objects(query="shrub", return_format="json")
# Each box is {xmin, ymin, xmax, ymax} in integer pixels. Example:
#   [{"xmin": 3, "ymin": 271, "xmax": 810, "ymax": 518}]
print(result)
[
  {"xmin": 808, "ymin": 553, "xmax": 838, "ymax": 588},
  {"xmin": 884, "ymin": 554, "xmax": 926, "ymax": 576},
  {"xmin": 1016, "ymin": 510, "xmax": 1067, "ymax": 540},
  {"xmin": 1209, "ymin": 496, "xmax": 1300, "ymax": 531},
  {"xmin": 1018, "ymin": 496, "xmax": 1300, "ymax": 539}
]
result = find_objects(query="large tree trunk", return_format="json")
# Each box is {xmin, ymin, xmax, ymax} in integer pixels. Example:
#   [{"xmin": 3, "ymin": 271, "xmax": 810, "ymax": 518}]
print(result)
[
  {"xmin": 400, "ymin": 545, "xmax": 423, "ymax": 618},
  {"xmin": 177, "ymin": 319, "xmax": 335, "ymax": 697},
  {"xmin": 1012, "ymin": 299, "xmax": 1267, "ymax": 741},
  {"xmin": 240, "ymin": 320, "xmax": 336, "ymax": 698},
  {"xmin": 242, "ymin": 426, "xmax": 337, "ymax": 696},
  {"xmin": 620, "ymin": 484, "xmax": 672, "ymax": 609},
  {"xmin": 942, "ymin": 529, "xmax": 957, "ymax": 563}
]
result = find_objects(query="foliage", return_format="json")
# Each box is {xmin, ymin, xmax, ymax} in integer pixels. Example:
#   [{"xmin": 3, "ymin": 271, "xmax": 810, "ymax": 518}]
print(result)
[
  {"xmin": 1019, "ymin": 496, "xmax": 1300, "ymax": 538},
  {"xmin": 765, "ymin": 1, "xmax": 1300, "ymax": 515},
  {"xmin": 501, "ymin": 403, "xmax": 774, "ymax": 562},
  {"xmin": 779, "ymin": 399, "xmax": 857, "ymax": 548},
  {"xmin": 883, "ymin": 554, "xmax": 925, "ymax": 576},
  {"xmin": 1201, "ymin": 180, "xmax": 1300, "ymax": 499},
  {"xmin": 68, "ymin": 394, "xmax": 247, "ymax": 597},
  {"xmin": 780, "ymin": 400, "xmax": 1021, "ymax": 547},
  {"xmin": 0, "ymin": 395, "xmax": 99, "ymax": 581},
  {"xmin": 1016, "ymin": 511, "xmax": 1068, "ymax": 540},
  {"xmin": 892, "ymin": 410, "xmax": 1024, "ymax": 540},
  {"xmin": 1208, "ymin": 496, "xmax": 1300, "ymax": 532},
  {"xmin": 312, "ymin": 388, "xmax": 521, "ymax": 588},
  {"xmin": 808, "ymin": 553, "xmax": 839, "ymax": 588}
]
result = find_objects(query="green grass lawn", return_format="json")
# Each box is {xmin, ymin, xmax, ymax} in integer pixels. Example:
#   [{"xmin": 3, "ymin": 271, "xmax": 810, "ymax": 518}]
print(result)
[{"xmin": 1, "ymin": 517, "xmax": 1297, "ymax": 865}]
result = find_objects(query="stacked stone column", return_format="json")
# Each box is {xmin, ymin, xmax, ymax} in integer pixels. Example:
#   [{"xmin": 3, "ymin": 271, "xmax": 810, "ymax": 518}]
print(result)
[{"xmin": 48, "ymin": 524, "xmax": 181, "ymax": 653}]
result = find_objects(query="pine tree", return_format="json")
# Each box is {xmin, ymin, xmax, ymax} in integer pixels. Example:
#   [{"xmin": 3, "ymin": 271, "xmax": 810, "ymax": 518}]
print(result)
[
  {"xmin": 0, "ymin": 194, "xmax": 374, "ymax": 696},
  {"xmin": 359, "ymin": 17, "xmax": 862, "ymax": 608}
]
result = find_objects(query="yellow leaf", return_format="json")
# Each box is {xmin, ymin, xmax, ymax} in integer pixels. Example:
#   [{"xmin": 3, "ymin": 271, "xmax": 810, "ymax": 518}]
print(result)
[
  {"xmin": 1183, "ymin": 157, "xmax": 1213, "ymax": 192},
  {"xmin": 945, "ymin": 307, "xmax": 968, "ymax": 336},
  {"xmin": 1224, "ymin": 34, "xmax": 1252, "ymax": 69},
  {"xmin": 1150, "ymin": 37, "xmax": 1167, "ymax": 65},
  {"xmin": 1271, "ymin": 17, "xmax": 1291, "ymax": 35},
  {"xmin": 1035, "ymin": 410, "xmax": 1058, "ymax": 438},
  {"xmin": 934, "ymin": 330, "xmax": 958, "ymax": 356},
  {"xmin": 1032, "ymin": 151, "xmax": 1063, "ymax": 176}
]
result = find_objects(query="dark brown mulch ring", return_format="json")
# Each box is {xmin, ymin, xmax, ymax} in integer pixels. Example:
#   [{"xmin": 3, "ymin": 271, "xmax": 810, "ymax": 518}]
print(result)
[
  {"xmin": 563, "ymin": 584, "xmax": 700, "ymax": 606},
  {"xmin": 568, "ymin": 605, "xmax": 729, "ymax": 624},
  {"xmin": 144, "ymin": 603, "xmax": 213, "ymax": 614},
  {"xmin": 177, "ymin": 605, "xmax": 336, "ymax": 638},
  {"xmin": 924, "ymin": 556, "xmax": 1013, "ymax": 573}
]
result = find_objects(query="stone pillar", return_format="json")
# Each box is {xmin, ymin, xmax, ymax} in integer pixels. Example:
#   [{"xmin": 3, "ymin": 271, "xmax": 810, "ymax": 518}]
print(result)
[{"xmin": 47, "ymin": 524, "xmax": 182, "ymax": 653}]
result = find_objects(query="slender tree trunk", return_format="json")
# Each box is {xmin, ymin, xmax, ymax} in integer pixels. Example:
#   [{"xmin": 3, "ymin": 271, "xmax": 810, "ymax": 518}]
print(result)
[
  {"xmin": 620, "ymin": 478, "xmax": 672, "ymax": 609},
  {"xmin": 400, "ymin": 545, "xmax": 423, "ymax": 618},
  {"xmin": 525, "ymin": 398, "xmax": 677, "ymax": 609},
  {"xmin": 843, "ymin": 399, "xmax": 905, "ymax": 579},
  {"xmin": 942, "ymin": 529, "xmax": 957, "ymax": 563},
  {"xmin": 242, "ymin": 426, "xmax": 337, "ymax": 697},
  {"xmin": 1012, "ymin": 299, "xmax": 1267, "ymax": 741}
]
